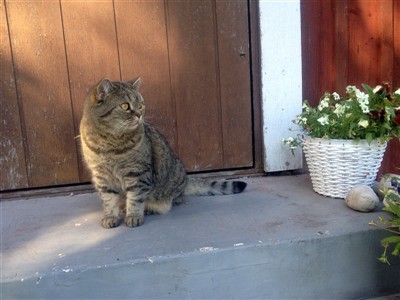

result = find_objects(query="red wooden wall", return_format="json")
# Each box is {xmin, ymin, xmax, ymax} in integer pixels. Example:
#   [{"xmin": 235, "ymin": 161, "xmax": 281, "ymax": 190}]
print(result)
[{"xmin": 301, "ymin": 0, "xmax": 400, "ymax": 175}]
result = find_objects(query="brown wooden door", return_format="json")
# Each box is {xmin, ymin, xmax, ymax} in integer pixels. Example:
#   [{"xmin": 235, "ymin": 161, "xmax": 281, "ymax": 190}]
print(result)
[{"xmin": 1, "ymin": 0, "xmax": 254, "ymax": 191}]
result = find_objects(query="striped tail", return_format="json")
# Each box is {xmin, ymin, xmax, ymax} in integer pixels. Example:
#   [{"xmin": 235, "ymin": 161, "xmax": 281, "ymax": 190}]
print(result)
[{"xmin": 184, "ymin": 178, "xmax": 247, "ymax": 196}]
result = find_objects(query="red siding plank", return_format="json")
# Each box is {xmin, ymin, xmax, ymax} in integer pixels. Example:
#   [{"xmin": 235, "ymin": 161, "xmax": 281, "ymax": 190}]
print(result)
[
  {"xmin": 380, "ymin": 0, "xmax": 400, "ymax": 174},
  {"xmin": 334, "ymin": 0, "xmax": 349, "ymax": 94},
  {"xmin": 348, "ymin": 0, "xmax": 393, "ymax": 85},
  {"xmin": 301, "ymin": 0, "xmax": 336, "ymax": 106}
]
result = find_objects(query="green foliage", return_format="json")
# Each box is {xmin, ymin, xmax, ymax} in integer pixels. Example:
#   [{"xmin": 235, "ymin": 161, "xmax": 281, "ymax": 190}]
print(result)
[
  {"xmin": 370, "ymin": 174, "xmax": 400, "ymax": 265},
  {"xmin": 284, "ymin": 83, "xmax": 400, "ymax": 151}
]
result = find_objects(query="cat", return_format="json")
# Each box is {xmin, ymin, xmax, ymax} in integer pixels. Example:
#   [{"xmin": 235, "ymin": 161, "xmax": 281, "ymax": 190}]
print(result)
[{"xmin": 79, "ymin": 77, "xmax": 247, "ymax": 228}]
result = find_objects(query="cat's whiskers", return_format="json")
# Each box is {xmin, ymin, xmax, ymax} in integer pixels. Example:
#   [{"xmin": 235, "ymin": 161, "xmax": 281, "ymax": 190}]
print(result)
[
  {"xmin": 120, "ymin": 121, "xmax": 131, "ymax": 137},
  {"xmin": 117, "ymin": 118, "xmax": 139, "ymax": 137}
]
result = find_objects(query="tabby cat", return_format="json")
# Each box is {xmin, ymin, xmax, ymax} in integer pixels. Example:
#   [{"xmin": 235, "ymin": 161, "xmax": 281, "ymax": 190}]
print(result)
[{"xmin": 80, "ymin": 77, "xmax": 247, "ymax": 228}]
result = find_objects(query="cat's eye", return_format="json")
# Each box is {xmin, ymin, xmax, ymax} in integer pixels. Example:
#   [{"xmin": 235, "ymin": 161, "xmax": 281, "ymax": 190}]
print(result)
[
  {"xmin": 138, "ymin": 101, "xmax": 143, "ymax": 109},
  {"xmin": 120, "ymin": 103, "xmax": 130, "ymax": 111}
]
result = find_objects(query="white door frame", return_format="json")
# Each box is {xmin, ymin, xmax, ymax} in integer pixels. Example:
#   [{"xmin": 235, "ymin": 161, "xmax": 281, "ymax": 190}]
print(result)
[{"xmin": 259, "ymin": 0, "xmax": 303, "ymax": 172}]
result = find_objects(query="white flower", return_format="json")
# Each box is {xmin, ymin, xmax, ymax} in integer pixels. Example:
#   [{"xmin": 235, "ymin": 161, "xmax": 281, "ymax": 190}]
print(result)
[
  {"xmin": 360, "ymin": 103, "xmax": 370, "ymax": 113},
  {"xmin": 346, "ymin": 85, "xmax": 357, "ymax": 94},
  {"xmin": 282, "ymin": 137, "xmax": 294, "ymax": 145},
  {"xmin": 358, "ymin": 119, "xmax": 369, "ymax": 128},
  {"xmin": 302, "ymin": 102, "xmax": 312, "ymax": 113},
  {"xmin": 395, "ymin": 88, "xmax": 400, "ymax": 95},
  {"xmin": 355, "ymin": 89, "xmax": 369, "ymax": 103},
  {"xmin": 385, "ymin": 107, "xmax": 392, "ymax": 122},
  {"xmin": 373, "ymin": 85, "xmax": 382, "ymax": 93},
  {"xmin": 295, "ymin": 116, "xmax": 307, "ymax": 125},
  {"xmin": 354, "ymin": 89, "xmax": 370, "ymax": 113},
  {"xmin": 318, "ymin": 98, "xmax": 329, "ymax": 111},
  {"xmin": 332, "ymin": 92, "xmax": 340, "ymax": 101},
  {"xmin": 317, "ymin": 115, "xmax": 329, "ymax": 126},
  {"xmin": 333, "ymin": 104, "xmax": 345, "ymax": 116}
]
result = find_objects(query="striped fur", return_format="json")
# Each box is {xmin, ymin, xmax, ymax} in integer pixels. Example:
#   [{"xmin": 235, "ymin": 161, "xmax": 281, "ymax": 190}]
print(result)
[{"xmin": 80, "ymin": 78, "xmax": 247, "ymax": 228}]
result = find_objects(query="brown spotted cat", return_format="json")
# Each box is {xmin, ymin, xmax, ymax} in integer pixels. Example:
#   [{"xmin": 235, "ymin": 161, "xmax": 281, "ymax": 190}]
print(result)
[{"xmin": 80, "ymin": 78, "xmax": 247, "ymax": 228}]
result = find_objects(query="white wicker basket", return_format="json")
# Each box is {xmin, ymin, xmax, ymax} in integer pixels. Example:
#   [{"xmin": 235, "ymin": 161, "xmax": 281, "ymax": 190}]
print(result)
[{"xmin": 302, "ymin": 137, "xmax": 387, "ymax": 198}]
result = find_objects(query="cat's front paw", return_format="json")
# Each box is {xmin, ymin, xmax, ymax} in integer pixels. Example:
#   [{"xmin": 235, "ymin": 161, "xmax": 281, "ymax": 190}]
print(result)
[
  {"xmin": 101, "ymin": 216, "xmax": 120, "ymax": 229},
  {"xmin": 125, "ymin": 214, "xmax": 144, "ymax": 228}
]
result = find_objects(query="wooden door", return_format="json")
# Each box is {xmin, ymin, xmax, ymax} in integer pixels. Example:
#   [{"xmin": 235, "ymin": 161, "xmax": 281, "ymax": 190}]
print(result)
[{"xmin": 0, "ymin": 0, "xmax": 255, "ymax": 192}]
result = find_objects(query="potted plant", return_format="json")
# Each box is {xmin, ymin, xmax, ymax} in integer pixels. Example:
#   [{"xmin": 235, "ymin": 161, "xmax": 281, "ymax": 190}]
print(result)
[
  {"xmin": 283, "ymin": 82, "xmax": 400, "ymax": 198},
  {"xmin": 369, "ymin": 174, "xmax": 400, "ymax": 264}
]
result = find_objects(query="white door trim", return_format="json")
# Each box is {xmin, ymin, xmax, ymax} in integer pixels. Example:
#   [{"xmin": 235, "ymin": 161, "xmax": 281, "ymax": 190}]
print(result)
[{"xmin": 259, "ymin": 0, "xmax": 303, "ymax": 172}]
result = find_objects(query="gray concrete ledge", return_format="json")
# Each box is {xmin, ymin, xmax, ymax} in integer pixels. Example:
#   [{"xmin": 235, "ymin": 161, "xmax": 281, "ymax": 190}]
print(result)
[{"xmin": 1, "ymin": 175, "xmax": 400, "ymax": 299}]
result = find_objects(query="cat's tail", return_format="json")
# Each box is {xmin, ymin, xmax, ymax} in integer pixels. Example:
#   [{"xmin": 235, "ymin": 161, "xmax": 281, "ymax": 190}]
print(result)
[{"xmin": 184, "ymin": 178, "xmax": 247, "ymax": 196}]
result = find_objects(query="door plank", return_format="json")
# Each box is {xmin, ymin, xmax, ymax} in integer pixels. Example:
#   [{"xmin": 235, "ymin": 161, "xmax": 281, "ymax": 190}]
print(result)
[
  {"xmin": 6, "ymin": 2, "xmax": 79, "ymax": 187},
  {"xmin": 0, "ymin": 3, "xmax": 28, "ymax": 190},
  {"xmin": 166, "ymin": 0, "xmax": 224, "ymax": 171},
  {"xmin": 60, "ymin": 0, "xmax": 121, "ymax": 182},
  {"xmin": 216, "ymin": 0, "xmax": 253, "ymax": 168},
  {"xmin": 114, "ymin": 1, "xmax": 177, "ymax": 150}
]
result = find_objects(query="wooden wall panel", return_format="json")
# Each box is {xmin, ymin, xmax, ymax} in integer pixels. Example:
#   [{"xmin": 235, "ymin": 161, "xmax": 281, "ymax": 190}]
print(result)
[
  {"xmin": 301, "ymin": 0, "xmax": 336, "ymax": 106},
  {"xmin": 381, "ymin": 0, "xmax": 400, "ymax": 174},
  {"xmin": 394, "ymin": 0, "xmax": 400, "ymax": 89},
  {"xmin": 334, "ymin": 0, "xmax": 349, "ymax": 94},
  {"xmin": 301, "ymin": 0, "xmax": 400, "ymax": 175},
  {"xmin": 348, "ymin": 0, "xmax": 393, "ymax": 86},
  {"xmin": 216, "ymin": 0, "xmax": 253, "ymax": 168},
  {"xmin": 114, "ymin": 1, "xmax": 177, "ymax": 150},
  {"xmin": 167, "ymin": 0, "xmax": 224, "ymax": 171},
  {"xmin": 0, "ymin": 3, "xmax": 28, "ymax": 190},
  {"xmin": 60, "ymin": 0, "xmax": 121, "ymax": 182},
  {"xmin": 6, "ymin": 2, "xmax": 79, "ymax": 187}
]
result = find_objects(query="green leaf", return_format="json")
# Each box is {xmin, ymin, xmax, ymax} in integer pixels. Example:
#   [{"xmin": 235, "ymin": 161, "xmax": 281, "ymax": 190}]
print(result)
[
  {"xmin": 378, "ymin": 254, "xmax": 390, "ymax": 265},
  {"xmin": 366, "ymin": 132, "xmax": 373, "ymax": 144},
  {"xmin": 383, "ymin": 201, "xmax": 400, "ymax": 217},
  {"xmin": 392, "ymin": 243, "xmax": 400, "ymax": 257},
  {"xmin": 381, "ymin": 236, "xmax": 400, "ymax": 245},
  {"xmin": 362, "ymin": 83, "xmax": 375, "ymax": 97}
]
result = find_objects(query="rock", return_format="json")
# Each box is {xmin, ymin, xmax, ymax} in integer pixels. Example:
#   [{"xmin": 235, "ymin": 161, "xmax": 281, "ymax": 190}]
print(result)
[{"xmin": 345, "ymin": 185, "xmax": 379, "ymax": 212}]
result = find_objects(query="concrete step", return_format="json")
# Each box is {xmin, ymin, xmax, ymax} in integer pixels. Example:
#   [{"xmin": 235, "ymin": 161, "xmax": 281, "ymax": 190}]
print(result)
[{"xmin": 1, "ymin": 175, "xmax": 400, "ymax": 299}]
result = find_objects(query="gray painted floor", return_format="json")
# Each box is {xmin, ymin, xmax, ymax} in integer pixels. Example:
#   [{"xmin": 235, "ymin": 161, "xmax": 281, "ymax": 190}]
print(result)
[{"xmin": 1, "ymin": 174, "xmax": 399, "ymax": 298}]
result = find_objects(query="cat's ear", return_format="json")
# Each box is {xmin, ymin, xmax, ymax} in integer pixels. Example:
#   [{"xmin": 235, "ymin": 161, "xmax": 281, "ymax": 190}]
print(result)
[
  {"xmin": 128, "ymin": 77, "xmax": 141, "ymax": 90},
  {"xmin": 95, "ymin": 78, "xmax": 114, "ymax": 102}
]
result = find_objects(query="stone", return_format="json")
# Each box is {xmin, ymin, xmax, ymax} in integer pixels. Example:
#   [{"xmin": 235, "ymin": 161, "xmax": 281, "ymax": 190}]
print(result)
[{"xmin": 345, "ymin": 185, "xmax": 379, "ymax": 212}]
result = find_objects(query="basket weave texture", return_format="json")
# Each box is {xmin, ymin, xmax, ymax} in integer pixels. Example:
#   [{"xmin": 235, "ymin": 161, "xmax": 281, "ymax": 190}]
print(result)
[{"xmin": 302, "ymin": 137, "xmax": 387, "ymax": 198}]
